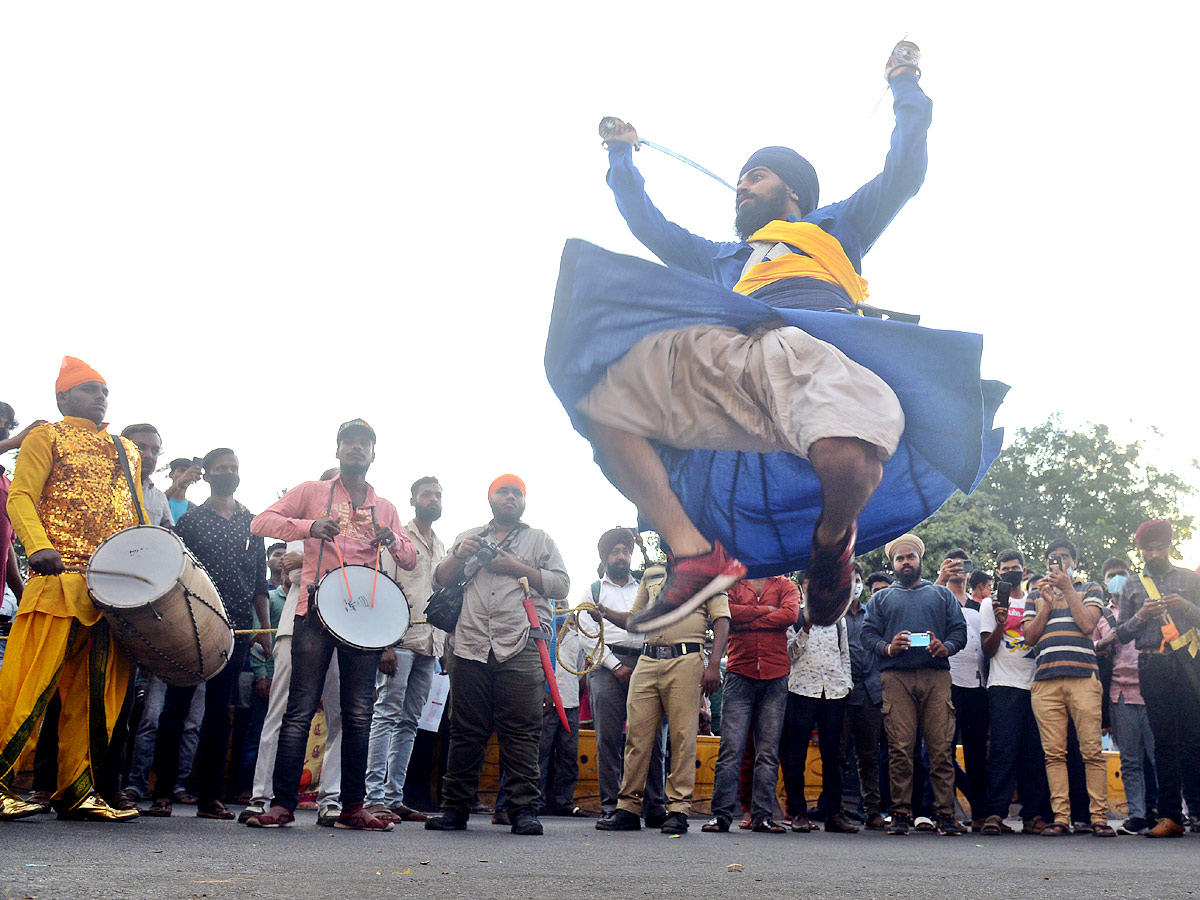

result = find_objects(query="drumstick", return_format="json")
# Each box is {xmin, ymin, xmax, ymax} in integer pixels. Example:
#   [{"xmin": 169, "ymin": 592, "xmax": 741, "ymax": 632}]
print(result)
[
  {"xmin": 371, "ymin": 543, "xmax": 380, "ymax": 608},
  {"xmin": 329, "ymin": 538, "xmax": 354, "ymax": 602},
  {"xmin": 66, "ymin": 566, "xmax": 154, "ymax": 585}
]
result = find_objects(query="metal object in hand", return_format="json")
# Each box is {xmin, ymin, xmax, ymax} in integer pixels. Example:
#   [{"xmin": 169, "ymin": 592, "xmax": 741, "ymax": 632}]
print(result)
[
  {"xmin": 598, "ymin": 116, "xmax": 736, "ymax": 192},
  {"xmin": 314, "ymin": 564, "xmax": 410, "ymax": 651}
]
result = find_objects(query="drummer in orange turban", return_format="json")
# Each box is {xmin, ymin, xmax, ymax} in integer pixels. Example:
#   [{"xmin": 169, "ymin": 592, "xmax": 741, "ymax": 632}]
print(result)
[{"xmin": 0, "ymin": 357, "xmax": 142, "ymax": 822}]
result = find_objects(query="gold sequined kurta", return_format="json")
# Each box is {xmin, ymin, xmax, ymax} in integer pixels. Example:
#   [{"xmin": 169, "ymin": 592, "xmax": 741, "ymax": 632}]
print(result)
[{"xmin": 6, "ymin": 416, "xmax": 143, "ymax": 625}]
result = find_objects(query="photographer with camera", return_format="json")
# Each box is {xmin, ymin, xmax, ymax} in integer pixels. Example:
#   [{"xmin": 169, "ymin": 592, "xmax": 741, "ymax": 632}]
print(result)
[
  {"xmin": 860, "ymin": 533, "xmax": 967, "ymax": 836},
  {"xmin": 1022, "ymin": 539, "xmax": 1112, "ymax": 836},
  {"xmin": 425, "ymin": 475, "xmax": 569, "ymax": 836},
  {"xmin": 978, "ymin": 549, "xmax": 1051, "ymax": 835}
]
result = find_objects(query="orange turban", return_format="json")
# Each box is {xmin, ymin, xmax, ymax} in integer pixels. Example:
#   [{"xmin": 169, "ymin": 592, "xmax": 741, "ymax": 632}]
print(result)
[
  {"xmin": 488, "ymin": 474, "xmax": 526, "ymax": 500},
  {"xmin": 56, "ymin": 356, "xmax": 106, "ymax": 394}
]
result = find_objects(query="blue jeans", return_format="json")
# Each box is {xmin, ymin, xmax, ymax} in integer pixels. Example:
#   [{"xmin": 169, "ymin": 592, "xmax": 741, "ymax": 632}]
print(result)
[
  {"xmin": 985, "ymin": 685, "xmax": 1050, "ymax": 820},
  {"xmin": 711, "ymin": 673, "xmax": 788, "ymax": 823},
  {"xmin": 124, "ymin": 673, "xmax": 205, "ymax": 799},
  {"xmin": 271, "ymin": 614, "xmax": 381, "ymax": 811},
  {"xmin": 364, "ymin": 650, "xmax": 436, "ymax": 808},
  {"xmin": 1110, "ymin": 695, "xmax": 1155, "ymax": 820}
]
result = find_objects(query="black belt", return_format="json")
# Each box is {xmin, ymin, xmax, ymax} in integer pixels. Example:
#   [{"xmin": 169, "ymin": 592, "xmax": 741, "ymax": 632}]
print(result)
[
  {"xmin": 642, "ymin": 642, "xmax": 703, "ymax": 660},
  {"xmin": 610, "ymin": 645, "xmax": 642, "ymax": 658}
]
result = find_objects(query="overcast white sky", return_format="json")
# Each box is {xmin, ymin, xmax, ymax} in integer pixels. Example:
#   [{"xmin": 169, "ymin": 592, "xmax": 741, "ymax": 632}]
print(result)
[{"xmin": 3, "ymin": 3, "xmax": 1198, "ymax": 585}]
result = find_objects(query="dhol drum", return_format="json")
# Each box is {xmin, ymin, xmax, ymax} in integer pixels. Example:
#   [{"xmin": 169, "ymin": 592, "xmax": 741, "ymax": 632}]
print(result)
[
  {"xmin": 87, "ymin": 525, "xmax": 234, "ymax": 687},
  {"xmin": 313, "ymin": 564, "xmax": 410, "ymax": 651}
]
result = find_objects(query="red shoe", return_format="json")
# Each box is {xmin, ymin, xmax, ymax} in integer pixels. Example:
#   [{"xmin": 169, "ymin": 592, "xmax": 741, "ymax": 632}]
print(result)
[
  {"xmin": 245, "ymin": 806, "xmax": 295, "ymax": 828},
  {"xmin": 804, "ymin": 522, "xmax": 857, "ymax": 626},
  {"xmin": 627, "ymin": 540, "xmax": 746, "ymax": 633}
]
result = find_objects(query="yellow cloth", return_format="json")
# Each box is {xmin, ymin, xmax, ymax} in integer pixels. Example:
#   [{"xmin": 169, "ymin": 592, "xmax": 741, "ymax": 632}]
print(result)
[
  {"xmin": 6, "ymin": 417, "xmax": 143, "ymax": 623},
  {"xmin": 1139, "ymin": 574, "xmax": 1199, "ymax": 657},
  {"xmin": 0, "ymin": 612, "xmax": 130, "ymax": 808},
  {"xmin": 733, "ymin": 221, "xmax": 870, "ymax": 306}
]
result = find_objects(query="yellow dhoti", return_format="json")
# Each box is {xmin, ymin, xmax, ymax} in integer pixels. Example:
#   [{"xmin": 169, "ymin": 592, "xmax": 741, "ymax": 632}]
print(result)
[{"xmin": 0, "ymin": 573, "xmax": 130, "ymax": 810}]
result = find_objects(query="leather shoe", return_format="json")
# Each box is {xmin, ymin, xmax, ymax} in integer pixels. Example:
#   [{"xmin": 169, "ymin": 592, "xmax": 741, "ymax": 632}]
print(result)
[
  {"xmin": 491, "ymin": 808, "xmax": 511, "ymax": 826},
  {"xmin": 1145, "ymin": 818, "xmax": 1185, "ymax": 838},
  {"xmin": 58, "ymin": 792, "xmax": 139, "ymax": 822},
  {"xmin": 825, "ymin": 813, "xmax": 861, "ymax": 834},
  {"xmin": 644, "ymin": 811, "xmax": 668, "ymax": 829},
  {"xmin": 510, "ymin": 806, "xmax": 544, "ymax": 836},
  {"xmin": 660, "ymin": 811, "xmax": 689, "ymax": 834},
  {"xmin": 0, "ymin": 787, "xmax": 46, "ymax": 820},
  {"xmin": 595, "ymin": 809, "xmax": 641, "ymax": 831},
  {"xmin": 107, "ymin": 790, "xmax": 139, "ymax": 812},
  {"xmin": 425, "ymin": 810, "xmax": 469, "ymax": 830}
]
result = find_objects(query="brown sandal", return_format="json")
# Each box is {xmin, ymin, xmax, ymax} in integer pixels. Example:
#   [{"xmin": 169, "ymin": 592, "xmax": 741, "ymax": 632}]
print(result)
[
  {"xmin": 980, "ymin": 815, "xmax": 1004, "ymax": 836},
  {"xmin": 1041, "ymin": 822, "xmax": 1070, "ymax": 836},
  {"xmin": 1091, "ymin": 822, "xmax": 1116, "ymax": 837}
]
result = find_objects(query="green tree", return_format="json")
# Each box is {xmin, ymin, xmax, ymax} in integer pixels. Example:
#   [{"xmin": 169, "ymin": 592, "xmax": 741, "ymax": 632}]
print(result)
[
  {"xmin": 856, "ymin": 487, "xmax": 1016, "ymax": 577},
  {"xmin": 855, "ymin": 417, "xmax": 1196, "ymax": 581},
  {"xmin": 980, "ymin": 417, "xmax": 1195, "ymax": 575}
]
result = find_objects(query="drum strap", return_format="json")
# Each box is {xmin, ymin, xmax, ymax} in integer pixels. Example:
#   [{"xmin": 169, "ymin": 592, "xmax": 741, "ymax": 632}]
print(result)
[
  {"xmin": 310, "ymin": 480, "xmax": 338, "ymax": 595},
  {"xmin": 112, "ymin": 435, "xmax": 147, "ymax": 526}
]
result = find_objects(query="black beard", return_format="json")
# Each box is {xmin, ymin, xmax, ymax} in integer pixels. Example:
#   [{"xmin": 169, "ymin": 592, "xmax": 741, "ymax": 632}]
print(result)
[
  {"xmin": 607, "ymin": 561, "xmax": 630, "ymax": 582},
  {"xmin": 896, "ymin": 567, "xmax": 921, "ymax": 587},
  {"xmin": 1145, "ymin": 557, "xmax": 1172, "ymax": 576},
  {"xmin": 734, "ymin": 190, "xmax": 792, "ymax": 240},
  {"xmin": 416, "ymin": 503, "xmax": 442, "ymax": 523}
]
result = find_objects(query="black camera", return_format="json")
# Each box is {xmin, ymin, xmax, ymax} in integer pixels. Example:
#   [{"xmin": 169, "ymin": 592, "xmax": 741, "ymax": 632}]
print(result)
[{"xmin": 463, "ymin": 540, "xmax": 503, "ymax": 575}]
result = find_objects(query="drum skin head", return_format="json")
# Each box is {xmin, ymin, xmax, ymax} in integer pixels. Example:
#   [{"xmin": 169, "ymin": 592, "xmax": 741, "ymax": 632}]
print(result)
[
  {"xmin": 88, "ymin": 525, "xmax": 186, "ymax": 608},
  {"xmin": 315, "ymin": 564, "xmax": 410, "ymax": 650}
]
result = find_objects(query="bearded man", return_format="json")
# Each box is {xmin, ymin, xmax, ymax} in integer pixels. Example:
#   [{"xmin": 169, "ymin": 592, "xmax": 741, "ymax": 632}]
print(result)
[
  {"xmin": 861, "ymin": 533, "xmax": 967, "ymax": 835},
  {"xmin": 545, "ymin": 41, "xmax": 1006, "ymax": 635}
]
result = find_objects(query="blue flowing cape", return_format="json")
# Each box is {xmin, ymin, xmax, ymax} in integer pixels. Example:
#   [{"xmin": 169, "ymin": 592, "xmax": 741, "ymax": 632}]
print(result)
[{"xmin": 545, "ymin": 239, "xmax": 1008, "ymax": 576}]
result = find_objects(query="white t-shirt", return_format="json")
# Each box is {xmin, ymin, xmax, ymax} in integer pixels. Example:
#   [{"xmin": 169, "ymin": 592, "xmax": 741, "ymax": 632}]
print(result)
[
  {"xmin": 979, "ymin": 596, "xmax": 1037, "ymax": 690},
  {"xmin": 948, "ymin": 604, "xmax": 984, "ymax": 689}
]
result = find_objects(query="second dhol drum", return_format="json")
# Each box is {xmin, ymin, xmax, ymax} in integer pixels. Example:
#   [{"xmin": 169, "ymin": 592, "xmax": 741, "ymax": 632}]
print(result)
[
  {"xmin": 313, "ymin": 564, "xmax": 410, "ymax": 651},
  {"xmin": 88, "ymin": 525, "xmax": 234, "ymax": 686}
]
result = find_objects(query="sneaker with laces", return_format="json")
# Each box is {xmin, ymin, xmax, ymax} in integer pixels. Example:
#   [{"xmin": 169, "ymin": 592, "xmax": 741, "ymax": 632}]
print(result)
[
  {"xmin": 936, "ymin": 814, "xmax": 962, "ymax": 835},
  {"xmin": 627, "ymin": 541, "xmax": 746, "ymax": 634},
  {"xmin": 805, "ymin": 522, "xmax": 857, "ymax": 627},
  {"xmin": 887, "ymin": 813, "xmax": 912, "ymax": 835}
]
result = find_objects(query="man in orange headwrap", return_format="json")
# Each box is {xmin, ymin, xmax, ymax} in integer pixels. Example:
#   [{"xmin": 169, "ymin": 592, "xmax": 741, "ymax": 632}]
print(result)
[
  {"xmin": 425, "ymin": 474, "xmax": 570, "ymax": 836},
  {"xmin": 0, "ymin": 357, "xmax": 143, "ymax": 821}
]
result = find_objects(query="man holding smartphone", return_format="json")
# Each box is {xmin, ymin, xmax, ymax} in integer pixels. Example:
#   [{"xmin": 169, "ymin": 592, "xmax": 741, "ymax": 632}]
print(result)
[
  {"xmin": 1023, "ymin": 539, "xmax": 1112, "ymax": 836},
  {"xmin": 978, "ymin": 550, "xmax": 1051, "ymax": 834},
  {"xmin": 861, "ymin": 533, "xmax": 967, "ymax": 835}
]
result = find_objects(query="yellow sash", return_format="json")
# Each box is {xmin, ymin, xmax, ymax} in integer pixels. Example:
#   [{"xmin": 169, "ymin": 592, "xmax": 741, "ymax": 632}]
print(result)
[
  {"xmin": 732, "ymin": 221, "xmax": 870, "ymax": 306},
  {"xmin": 1140, "ymin": 573, "xmax": 1199, "ymax": 657}
]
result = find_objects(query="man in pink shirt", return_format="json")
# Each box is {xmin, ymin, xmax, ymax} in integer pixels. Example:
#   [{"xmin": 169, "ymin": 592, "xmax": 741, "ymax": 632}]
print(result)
[{"xmin": 245, "ymin": 419, "xmax": 416, "ymax": 831}]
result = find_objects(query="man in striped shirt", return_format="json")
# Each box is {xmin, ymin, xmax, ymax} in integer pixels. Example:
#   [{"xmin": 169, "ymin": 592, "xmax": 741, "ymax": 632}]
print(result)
[{"xmin": 1023, "ymin": 538, "xmax": 1112, "ymax": 836}]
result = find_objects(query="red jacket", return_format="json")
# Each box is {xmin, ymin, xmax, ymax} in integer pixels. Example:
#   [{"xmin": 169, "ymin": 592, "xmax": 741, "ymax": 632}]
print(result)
[{"xmin": 725, "ymin": 577, "xmax": 800, "ymax": 680}]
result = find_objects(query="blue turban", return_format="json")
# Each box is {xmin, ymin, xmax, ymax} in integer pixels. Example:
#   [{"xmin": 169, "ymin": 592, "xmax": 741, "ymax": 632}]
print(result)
[{"xmin": 739, "ymin": 147, "xmax": 819, "ymax": 217}]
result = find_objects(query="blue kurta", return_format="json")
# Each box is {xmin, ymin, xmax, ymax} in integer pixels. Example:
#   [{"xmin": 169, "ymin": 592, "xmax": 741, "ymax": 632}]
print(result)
[{"xmin": 545, "ymin": 75, "xmax": 1006, "ymax": 576}]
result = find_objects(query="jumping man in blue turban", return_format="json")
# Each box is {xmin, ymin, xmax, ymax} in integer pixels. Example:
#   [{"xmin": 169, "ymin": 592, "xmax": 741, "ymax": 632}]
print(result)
[{"xmin": 544, "ymin": 42, "xmax": 1006, "ymax": 633}]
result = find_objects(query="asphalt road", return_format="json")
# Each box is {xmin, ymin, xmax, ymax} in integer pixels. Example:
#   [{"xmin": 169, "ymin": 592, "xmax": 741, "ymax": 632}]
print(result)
[{"xmin": 2, "ymin": 809, "xmax": 1194, "ymax": 900}]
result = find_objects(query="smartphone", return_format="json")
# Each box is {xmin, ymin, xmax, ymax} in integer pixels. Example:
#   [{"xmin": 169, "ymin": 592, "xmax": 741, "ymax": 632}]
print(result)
[
  {"xmin": 1048, "ymin": 557, "xmax": 1063, "ymax": 572},
  {"xmin": 995, "ymin": 580, "xmax": 1012, "ymax": 604},
  {"xmin": 908, "ymin": 631, "xmax": 931, "ymax": 648},
  {"xmin": 192, "ymin": 457, "xmax": 204, "ymax": 468},
  {"xmin": 961, "ymin": 559, "xmax": 973, "ymax": 575}
]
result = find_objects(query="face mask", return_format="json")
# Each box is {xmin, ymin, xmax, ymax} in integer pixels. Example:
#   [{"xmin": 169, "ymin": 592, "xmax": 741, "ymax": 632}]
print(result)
[
  {"xmin": 207, "ymin": 473, "xmax": 240, "ymax": 496},
  {"xmin": 999, "ymin": 570, "xmax": 1023, "ymax": 588},
  {"xmin": 853, "ymin": 581, "xmax": 864, "ymax": 600},
  {"xmin": 1065, "ymin": 566, "xmax": 1075, "ymax": 580},
  {"xmin": 1106, "ymin": 574, "xmax": 1128, "ymax": 596}
]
